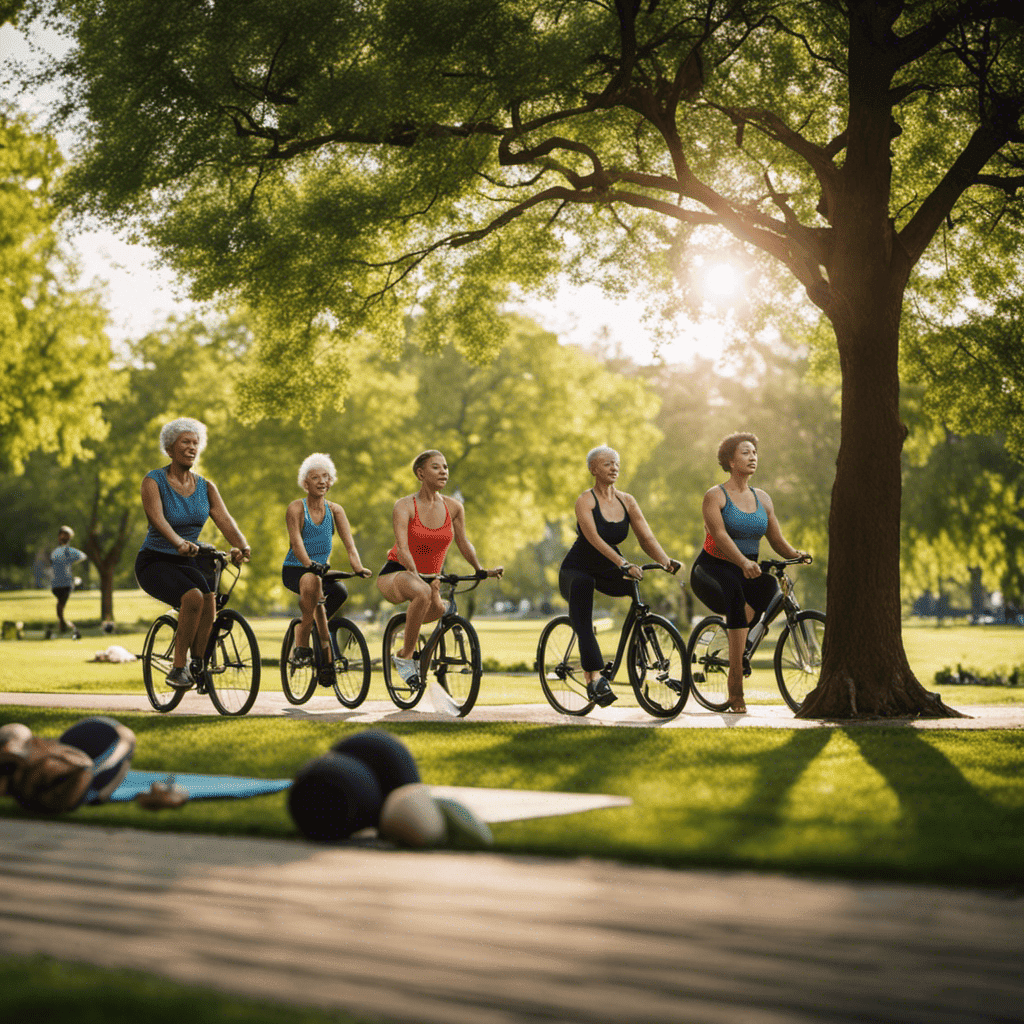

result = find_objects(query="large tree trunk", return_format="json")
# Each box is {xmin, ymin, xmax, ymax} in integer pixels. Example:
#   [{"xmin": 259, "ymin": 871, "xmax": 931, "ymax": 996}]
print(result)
[{"xmin": 798, "ymin": 287, "xmax": 961, "ymax": 719}]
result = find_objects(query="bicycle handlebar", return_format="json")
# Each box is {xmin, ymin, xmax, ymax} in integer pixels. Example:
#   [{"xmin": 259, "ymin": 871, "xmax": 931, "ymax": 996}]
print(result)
[
  {"xmin": 759, "ymin": 555, "xmax": 813, "ymax": 571},
  {"xmin": 306, "ymin": 561, "xmax": 372, "ymax": 580}
]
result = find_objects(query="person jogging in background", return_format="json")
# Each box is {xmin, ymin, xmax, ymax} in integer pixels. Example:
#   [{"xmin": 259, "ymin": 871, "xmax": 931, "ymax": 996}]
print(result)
[
  {"xmin": 376, "ymin": 449, "xmax": 503, "ymax": 683},
  {"xmin": 50, "ymin": 526, "xmax": 87, "ymax": 639}
]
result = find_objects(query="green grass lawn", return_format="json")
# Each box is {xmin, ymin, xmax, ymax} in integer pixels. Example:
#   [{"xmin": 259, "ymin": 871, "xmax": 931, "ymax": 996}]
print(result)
[{"xmin": 1, "ymin": 708, "xmax": 1022, "ymax": 885}]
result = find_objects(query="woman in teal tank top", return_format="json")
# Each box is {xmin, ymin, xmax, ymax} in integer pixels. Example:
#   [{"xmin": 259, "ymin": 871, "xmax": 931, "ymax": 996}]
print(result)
[{"xmin": 283, "ymin": 453, "xmax": 371, "ymax": 684}]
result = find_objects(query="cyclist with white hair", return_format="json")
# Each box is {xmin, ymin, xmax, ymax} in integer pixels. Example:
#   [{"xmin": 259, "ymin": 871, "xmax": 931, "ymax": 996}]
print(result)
[
  {"xmin": 282, "ymin": 452, "xmax": 371, "ymax": 686},
  {"xmin": 559, "ymin": 445, "xmax": 682, "ymax": 707},
  {"xmin": 135, "ymin": 417, "xmax": 251, "ymax": 690}
]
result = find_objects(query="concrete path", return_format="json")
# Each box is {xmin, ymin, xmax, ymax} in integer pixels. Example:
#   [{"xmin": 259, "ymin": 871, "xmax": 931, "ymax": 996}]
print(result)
[
  {"xmin": 1, "ymin": 819, "xmax": 1022, "ymax": 1024},
  {"xmin": 2, "ymin": 691, "xmax": 1022, "ymax": 728}
]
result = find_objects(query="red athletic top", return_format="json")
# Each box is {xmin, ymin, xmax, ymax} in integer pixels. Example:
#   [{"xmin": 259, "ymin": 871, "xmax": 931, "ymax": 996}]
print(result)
[
  {"xmin": 386, "ymin": 498, "xmax": 454, "ymax": 574},
  {"xmin": 703, "ymin": 532, "xmax": 729, "ymax": 560}
]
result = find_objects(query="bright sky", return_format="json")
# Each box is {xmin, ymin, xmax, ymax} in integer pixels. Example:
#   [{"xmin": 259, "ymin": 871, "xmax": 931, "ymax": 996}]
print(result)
[{"xmin": 2, "ymin": 21, "xmax": 738, "ymax": 365}]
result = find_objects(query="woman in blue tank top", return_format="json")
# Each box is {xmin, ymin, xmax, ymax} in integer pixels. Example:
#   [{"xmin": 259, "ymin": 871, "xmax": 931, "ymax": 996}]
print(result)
[
  {"xmin": 559, "ymin": 446, "xmax": 682, "ymax": 707},
  {"xmin": 135, "ymin": 417, "xmax": 251, "ymax": 691},
  {"xmin": 689, "ymin": 432, "xmax": 808, "ymax": 713},
  {"xmin": 283, "ymin": 453, "xmax": 371, "ymax": 685}
]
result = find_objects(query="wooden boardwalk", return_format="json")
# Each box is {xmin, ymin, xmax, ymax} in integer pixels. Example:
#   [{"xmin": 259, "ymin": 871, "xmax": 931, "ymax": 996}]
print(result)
[{"xmin": 2, "ymin": 819, "xmax": 1022, "ymax": 1023}]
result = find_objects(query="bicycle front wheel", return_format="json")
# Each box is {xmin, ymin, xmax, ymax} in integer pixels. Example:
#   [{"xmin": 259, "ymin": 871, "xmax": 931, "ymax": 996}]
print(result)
[
  {"xmin": 420, "ymin": 614, "xmax": 481, "ymax": 717},
  {"xmin": 142, "ymin": 614, "xmax": 185, "ymax": 713},
  {"xmin": 382, "ymin": 612, "xmax": 425, "ymax": 709},
  {"xmin": 686, "ymin": 615, "xmax": 731, "ymax": 711},
  {"xmin": 330, "ymin": 617, "xmax": 372, "ymax": 708},
  {"xmin": 774, "ymin": 610, "xmax": 826, "ymax": 712},
  {"xmin": 206, "ymin": 608, "xmax": 261, "ymax": 716},
  {"xmin": 536, "ymin": 616, "xmax": 594, "ymax": 716},
  {"xmin": 628, "ymin": 614, "xmax": 689, "ymax": 718},
  {"xmin": 280, "ymin": 618, "xmax": 317, "ymax": 705}
]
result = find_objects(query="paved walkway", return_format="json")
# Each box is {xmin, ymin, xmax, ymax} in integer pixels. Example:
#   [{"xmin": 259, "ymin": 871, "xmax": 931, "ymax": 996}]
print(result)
[
  {"xmin": 1, "ymin": 819, "xmax": 1022, "ymax": 1024},
  {"xmin": 2, "ymin": 690, "xmax": 1022, "ymax": 728}
]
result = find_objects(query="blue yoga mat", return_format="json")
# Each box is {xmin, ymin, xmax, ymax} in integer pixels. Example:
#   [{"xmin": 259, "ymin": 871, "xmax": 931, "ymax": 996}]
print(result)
[{"xmin": 111, "ymin": 770, "xmax": 291, "ymax": 803}]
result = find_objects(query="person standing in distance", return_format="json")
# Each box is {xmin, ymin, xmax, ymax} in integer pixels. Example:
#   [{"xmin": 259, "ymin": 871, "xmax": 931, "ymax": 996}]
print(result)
[
  {"xmin": 282, "ymin": 453, "xmax": 372, "ymax": 687},
  {"xmin": 135, "ymin": 417, "xmax": 251, "ymax": 690},
  {"xmin": 689, "ymin": 432, "xmax": 809, "ymax": 713},
  {"xmin": 376, "ymin": 450, "xmax": 503, "ymax": 682},
  {"xmin": 50, "ymin": 526, "xmax": 88, "ymax": 639},
  {"xmin": 559, "ymin": 446, "xmax": 682, "ymax": 707}
]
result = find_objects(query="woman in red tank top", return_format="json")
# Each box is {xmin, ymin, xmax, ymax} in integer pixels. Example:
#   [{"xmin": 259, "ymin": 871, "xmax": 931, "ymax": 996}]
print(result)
[{"xmin": 376, "ymin": 450, "xmax": 503, "ymax": 682}]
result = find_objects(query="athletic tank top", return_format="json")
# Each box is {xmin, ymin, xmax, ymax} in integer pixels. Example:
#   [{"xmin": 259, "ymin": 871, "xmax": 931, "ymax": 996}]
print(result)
[
  {"xmin": 141, "ymin": 469, "xmax": 211, "ymax": 555},
  {"xmin": 561, "ymin": 490, "xmax": 631, "ymax": 576},
  {"xmin": 386, "ymin": 497, "xmax": 453, "ymax": 574},
  {"xmin": 703, "ymin": 485, "xmax": 768, "ymax": 560},
  {"xmin": 283, "ymin": 499, "xmax": 334, "ymax": 567}
]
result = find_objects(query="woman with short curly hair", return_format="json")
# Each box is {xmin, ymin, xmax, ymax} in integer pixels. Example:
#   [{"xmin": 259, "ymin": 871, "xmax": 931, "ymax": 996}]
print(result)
[
  {"xmin": 135, "ymin": 417, "xmax": 251, "ymax": 691},
  {"xmin": 689, "ymin": 432, "xmax": 808, "ymax": 713}
]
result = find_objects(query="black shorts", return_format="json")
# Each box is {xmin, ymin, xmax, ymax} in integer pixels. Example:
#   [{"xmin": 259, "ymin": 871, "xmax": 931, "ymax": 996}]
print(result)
[
  {"xmin": 378, "ymin": 560, "xmax": 407, "ymax": 577},
  {"xmin": 282, "ymin": 565, "xmax": 348, "ymax": 619},
  {"xmin": 51, "ymin": 586, "xmax": 71, "ymax": 602},
  {"xmin": 689, "ymin": 549, "xmax": 778, "ymax": 630},
  {"xmin": 135, "ymin": 548, "xmax": 213, "ymax": 609}
]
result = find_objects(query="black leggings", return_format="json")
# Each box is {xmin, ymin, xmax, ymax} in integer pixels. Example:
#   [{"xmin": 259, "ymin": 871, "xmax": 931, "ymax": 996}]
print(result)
[
  {"xmin": 559, "ymin": 566, "xmax": 635, "ymax": 673},
  {"xmin": 135, "ymin": 549, "xmax": 213, "ymax": 609},
  {"xmin": 281, "ymin": 565, "xmax": 348, "ymax": 621},
  {"xmin": 689, "ymin": 549, "xmax": 778, "ymax": 630}
]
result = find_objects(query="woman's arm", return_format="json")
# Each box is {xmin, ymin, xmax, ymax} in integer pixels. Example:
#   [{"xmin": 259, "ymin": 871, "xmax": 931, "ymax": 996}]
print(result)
[
  {"xmin": 141, "ymin": 476, "xmax": 197, "ymax": 556},
  {"xmin": 450, "ymin": 498, "xmax": 503, "ymax": 577},
  {"xmin": 390, "ymin": 497, "xmax": 420, "ymax": 574},
  {"xmin": 207, "ymin": 481, "xmax": 250, "ymax": 561},
  {"xmin": 702, "ymin": 487, "xmax": 761, "ymax": 577},
  {"xmin": 330, "ymin": 502, "xmax": 372, "ymax": 577},
  {"xmin": 621, "ymin": 493, "xmax": 681, "ymax": 573},
  {"xmin": 761, "ymin": 490, "xmax": 806, "ymax": 560},
  {"xmin": 285, "ymin": 500, "xmax": 314, "ymax": 567}
]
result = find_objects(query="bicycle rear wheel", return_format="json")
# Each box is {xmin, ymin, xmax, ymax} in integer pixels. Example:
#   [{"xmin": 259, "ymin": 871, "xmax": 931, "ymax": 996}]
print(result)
[
  {"xmin": 686, "ymin": 615, "xmax": 731, "ymax": 711},
  {"xmin": 628, "ymin": 614, "xmax": 689, "ymax": 718},
  {"xmin": 774, "ymin": 610, "xmax": 826, "ymax": 712},
  {"xmin": 280, "ymin": 618, "xmax": 317, "ymax": 705},
  {"xmin": 420, "ymin": 614, "xmax": 481, "ymax": 717},
  {"xmin": 206, "ymin": 608, "xmax": 261, "ymax": 716},
  {"xmin": 536, "ymin": 616, "xmax": 594, "ymax": 716},
  {"xmin": 142, "ymin": 614, "xmax": 185, "ymax": 712},
  {"xmin": 382, "ymin": 612, "xmax": 426, "ymax": 709},
  {"xmin": 329, "ymin": 616, "xmax": 372, "ymax": 708}
]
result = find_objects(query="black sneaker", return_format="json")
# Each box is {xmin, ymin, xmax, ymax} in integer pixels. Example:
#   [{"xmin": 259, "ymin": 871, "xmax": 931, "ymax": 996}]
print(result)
[
  {"xmin": 165, "ymin": 666, "xmax": 194, "ymax": 690},
  {"xmin": 587, "ymin": 675, "xmax": 617, "ymax": 707},
  {"xmin": 189, "ymin": 658, "xmax": 210, "ymax": 693},
  {"xmin": 319, "ymin": 661, "xmax": 337, "ymax": 688},
  {"xmin": 291, "ymin": 645, "xmax": 314, "ymax": 668}
]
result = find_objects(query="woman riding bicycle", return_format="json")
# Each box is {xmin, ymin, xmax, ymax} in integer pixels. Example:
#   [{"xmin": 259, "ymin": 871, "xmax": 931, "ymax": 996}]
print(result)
[
  {"xmin": 283, "ymin": 453, "xmax": 372, "ymax": 688},
  {"xmin": 560, "ymin": 446, "xmax": 682, "ymax": 707},
  {"xmin": 135, "ymin": 417, "xmax": 251, "ymax": 691},
  {"xmin": 689, "ymin": 432, "xmax": 808, "ymax": 713},
  {"xmin": 376, "ymin": 449, "xmax": 503, "ymax": 683}
]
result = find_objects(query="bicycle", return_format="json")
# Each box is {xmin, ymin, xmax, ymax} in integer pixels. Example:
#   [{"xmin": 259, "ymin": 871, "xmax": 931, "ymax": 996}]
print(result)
[
  {"xmin": 686, "ymin": 556, "xmax": 824, "ymax": 713},
  {"xmin": 141, "ymin": 545, "xmax": 261, "ymax": 716},
  {"xmin": 381, "ymin": 572, "xmax": 493, "ymax": 717},
  {"xmin": 279, "ymin": 565, "xmax": 371, "ymax": 708},
  {"xmin": 536, "ymin": 563, "xmax": 689, "ymax": 718}
]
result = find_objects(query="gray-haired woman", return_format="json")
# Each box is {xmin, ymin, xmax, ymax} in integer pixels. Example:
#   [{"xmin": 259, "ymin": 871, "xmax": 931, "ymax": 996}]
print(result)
[
  {"xmin": 558, "ymin": 446, "xmax": 681, "ymax": 706},
  {"xmin": 135, "ymin": 417, "xmax": 251, "ymax": 690}
]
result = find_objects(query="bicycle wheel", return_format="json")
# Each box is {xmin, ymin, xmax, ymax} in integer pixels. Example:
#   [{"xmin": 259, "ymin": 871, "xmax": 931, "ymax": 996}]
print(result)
[
  {"xmin": 142, "ymin": 614, "xmax": 185, "ymax": 712},
  {"xmin": 382, "ymin": 612, "xmax": 425, "ymax": 709},
  {"xmin": 536, "ymin": 615, "xmax": 594, "ymax": 716},
  {"xmin": 627, "ymin": 613, "xmax": 689, "ymax": 718},
  {"xmin": 280, "ymin": 618, "xmax": 317, "ymax": 705},
  {"xmin": 330, "ymin": 616, "xmax": 372, "ymax": 708},
  {"xmin": 205, "ymin": 608, "xmax": 261, "ymax": 716},
  {"xmin": 420, "ymin": 614, "xmax": 481, "ymax": 717},
  {"xmin": 686, "ymin": 615, "xmax": 731, "ymax": 711},
  {"xmin": 774, "ymin": 610, "xmax": 826, "ymax": 712}
]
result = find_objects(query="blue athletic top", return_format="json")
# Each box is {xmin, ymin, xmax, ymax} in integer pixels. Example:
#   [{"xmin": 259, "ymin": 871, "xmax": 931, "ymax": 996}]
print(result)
[
  {"xmin": 51, "ymin": 545, "xmax": 86, "ymax": 587},
  {"xmin": 141, "ymin": 469, "xmax": 211, "ymax": 554},
  {"xmin": 717, "ymin": 485, "xmax": 768, "ymax": 559},
  {"xmin": 283, "ymin": 499, "xmax": 334, "ymax": 567}
]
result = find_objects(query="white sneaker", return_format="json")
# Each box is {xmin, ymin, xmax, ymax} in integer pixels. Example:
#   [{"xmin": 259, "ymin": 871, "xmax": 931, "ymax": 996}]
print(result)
[{"xmin": 392, "ymin": 655, "xmax": 419, "ymax": 683}]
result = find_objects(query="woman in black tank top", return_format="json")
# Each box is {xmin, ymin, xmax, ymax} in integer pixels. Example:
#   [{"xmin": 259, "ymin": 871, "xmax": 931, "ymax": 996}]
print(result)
[{"xmin": 558, "ymin": 446, "xmax": 682, "ymax": 707}]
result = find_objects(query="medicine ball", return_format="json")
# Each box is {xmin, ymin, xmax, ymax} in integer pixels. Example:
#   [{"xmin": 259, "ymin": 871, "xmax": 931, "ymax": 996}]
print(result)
[
  {"xmin": 331, "ymin": 730, "xmax": 419, "ymax": 798},
  {"xmin": 288, "ymin": 752, "xmax": 384, "ymax": 842}
]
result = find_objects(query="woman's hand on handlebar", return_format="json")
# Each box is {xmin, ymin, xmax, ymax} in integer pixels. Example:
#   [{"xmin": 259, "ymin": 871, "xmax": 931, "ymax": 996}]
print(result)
[
  {"xmin": 355, "ymin": 567, "xmax": 373, "ymax": 579},
  {"xmin": 665, "ymin": 558, "xmax": 683, "ymax": 575},
  {"xmin": 795, "ymin": 551, "xmax": 813, "ymax": 564},
  {"xmin": 620, "ymin": 562, "xmax": 643, "ymax": 581},
  {"xmin": 176, "ymin": 539, "xmax": 199, "ymax": 557},
  {"xmin": 479, "ymin": 566, "xmax": 504, "ymax": 580},
  {"xmin": 230, "ymin": 546, "xmax": 251, "ymax": 565},
  {"xmin": 741, "ymin": 558, "xmax": 762, "ymax": 578}
]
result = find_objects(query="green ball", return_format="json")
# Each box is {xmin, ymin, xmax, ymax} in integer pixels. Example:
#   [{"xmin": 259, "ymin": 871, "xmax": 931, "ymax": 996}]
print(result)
[{"xmin": 434, "ymin": 796, "xmax": 493, "ymax": 849}]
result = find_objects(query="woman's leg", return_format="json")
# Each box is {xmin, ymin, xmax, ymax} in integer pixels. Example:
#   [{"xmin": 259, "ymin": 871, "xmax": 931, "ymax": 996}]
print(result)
[
  {"xmin": 175, "ymin": 588, "xmax": 205, "ymax": 669},
  {"xmin": 377, "ymin": 572, "xmax": 443, "ymax": 658},
  {"xmin": 559, "ymin": 569, "xmax": 603, "ymax": 680},
  {"xmin": 726, "ymin": 627, "xmax": 748, "ymax": 711},
  {"xmin": 295, "ymin": 572, "xmax": 324, "ymax": 649}
]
